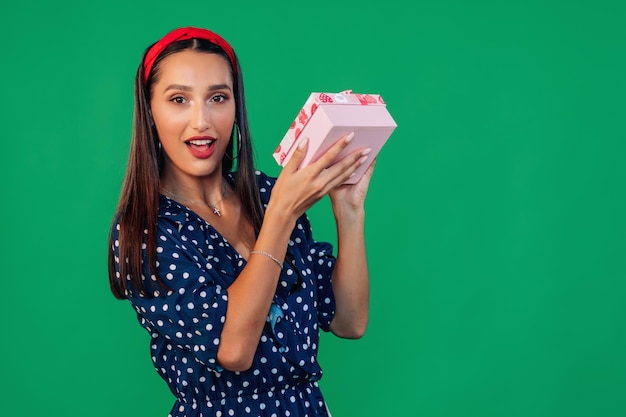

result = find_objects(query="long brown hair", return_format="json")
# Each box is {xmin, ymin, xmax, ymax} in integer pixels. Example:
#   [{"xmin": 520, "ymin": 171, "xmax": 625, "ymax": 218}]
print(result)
[{"xmin": 108, "ymin": 38, "xmax": 263, "ymax": 299}]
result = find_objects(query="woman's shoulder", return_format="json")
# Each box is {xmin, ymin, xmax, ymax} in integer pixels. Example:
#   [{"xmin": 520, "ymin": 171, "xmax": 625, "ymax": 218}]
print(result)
[
  {"xmin": 158, "ymin": 194, "xmax": 191, "ymax": 220},
  {"xmin": 157, "ymin": 194, "xmax": 209, "ymax": 236},
  {"xmin": 254, "ymin": 170, "xmax": 277, "ymax": 184},
  {"xmin": 253, "ymin": 170, "xmax": 277, "ymax": 203}
]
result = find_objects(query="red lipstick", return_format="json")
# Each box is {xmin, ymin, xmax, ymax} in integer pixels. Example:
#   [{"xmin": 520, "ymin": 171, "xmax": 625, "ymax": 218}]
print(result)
[{"xmin": 185, "ymin": 136, "xmax": 216, "ymax": 159}]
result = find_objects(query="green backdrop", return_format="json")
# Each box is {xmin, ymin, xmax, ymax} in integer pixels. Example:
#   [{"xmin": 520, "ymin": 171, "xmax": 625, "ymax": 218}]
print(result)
[{"xmin": 1, "ymin": 1, "xmax": 625, "ymax": 416}]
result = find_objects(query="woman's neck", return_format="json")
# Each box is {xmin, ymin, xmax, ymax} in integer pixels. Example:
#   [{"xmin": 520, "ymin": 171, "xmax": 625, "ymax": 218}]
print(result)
[{"xmin": 159, "ymin": 170, "xmax": 227, "ymax": 207}]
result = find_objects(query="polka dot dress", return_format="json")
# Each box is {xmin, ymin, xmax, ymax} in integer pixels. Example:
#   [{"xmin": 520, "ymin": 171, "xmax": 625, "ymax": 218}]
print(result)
[{"xmin": 112, "ymin": 171, "xmax": 336, "ymax": 417}]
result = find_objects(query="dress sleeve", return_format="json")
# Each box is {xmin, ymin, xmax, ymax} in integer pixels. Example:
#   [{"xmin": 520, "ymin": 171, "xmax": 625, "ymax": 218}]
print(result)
[
  {"xmin": 299, "ymin": 214, "xmax": 337, "ymax": 332},
  {"xmin": 112, "ymin": 218, "xmax": 230, "ymax": 371}
]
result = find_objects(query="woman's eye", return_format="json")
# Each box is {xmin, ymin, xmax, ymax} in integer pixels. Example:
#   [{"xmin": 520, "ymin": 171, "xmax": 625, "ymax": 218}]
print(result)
[
  {"xmin": 171, "ymin": 96, "xmax": 186, "ymax": 104},
  {"xmin": 211, "ymin": 94, "xmax": 227, "ymax": 103}
]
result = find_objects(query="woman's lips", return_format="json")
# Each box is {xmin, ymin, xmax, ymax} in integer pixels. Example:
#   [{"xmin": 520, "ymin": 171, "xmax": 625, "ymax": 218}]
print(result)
[{"xmin": 185, "ymin": 138, "xmax": 216, "ymax": 159}]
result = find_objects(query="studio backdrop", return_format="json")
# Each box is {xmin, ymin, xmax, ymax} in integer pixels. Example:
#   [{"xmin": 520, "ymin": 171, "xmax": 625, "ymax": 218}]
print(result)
[{"xmin": 1, "ymin": 1, "xmax": 625, "ymax": 416}]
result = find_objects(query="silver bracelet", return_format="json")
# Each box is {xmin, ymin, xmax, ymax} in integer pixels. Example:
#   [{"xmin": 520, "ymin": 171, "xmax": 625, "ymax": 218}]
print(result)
[{"xmin": 250, "ymin": 250, "xmax": 283, "ymax": 270}]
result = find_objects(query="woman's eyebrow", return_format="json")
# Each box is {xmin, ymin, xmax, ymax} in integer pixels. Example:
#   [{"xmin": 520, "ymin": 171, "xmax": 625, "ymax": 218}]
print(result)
[
  {"xmin": 208, "ymin": 84, "xmax": 232, "ymax": 92},
  {"xmin": 162, "ymin": 83, "xmax": 232, "ymax": 92},
  {"xmin": 164, "ymin": 84, "xmax": 192, "ymax": 92}
]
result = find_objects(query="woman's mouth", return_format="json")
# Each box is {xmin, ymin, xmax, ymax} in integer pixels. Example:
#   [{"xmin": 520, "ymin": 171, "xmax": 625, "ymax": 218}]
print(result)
[{"xmin": 185, "ymin": 137, "xmax": 216, "ymax": 159}]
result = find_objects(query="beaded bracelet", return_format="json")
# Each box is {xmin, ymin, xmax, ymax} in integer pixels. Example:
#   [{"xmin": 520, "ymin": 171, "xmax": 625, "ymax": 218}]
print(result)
[{"xmin": 250, "ymin": 250, "xmax": 283, "ymax": 270}]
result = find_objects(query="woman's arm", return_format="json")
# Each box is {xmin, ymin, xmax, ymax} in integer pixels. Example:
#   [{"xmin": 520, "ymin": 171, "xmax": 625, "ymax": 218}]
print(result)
[
  {"xmin": 217, "ymin": 133, "xmax": 369, "ymax": 371},
  {"xmin": 328, "ymin": 160, "xmax": 376, "ymax": 339}
]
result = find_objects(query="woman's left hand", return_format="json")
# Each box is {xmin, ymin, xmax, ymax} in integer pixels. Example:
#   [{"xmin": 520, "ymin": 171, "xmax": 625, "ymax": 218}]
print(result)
[{"xmin": 329, "ymin": 157, "xmax": 377, "ymax": 212}]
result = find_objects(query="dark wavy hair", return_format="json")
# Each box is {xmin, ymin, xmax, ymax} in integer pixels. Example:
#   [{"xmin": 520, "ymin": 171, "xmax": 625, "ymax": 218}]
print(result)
[{"xmin": 108, "ymin": 38, "xmax": 263, "ymax": 299}]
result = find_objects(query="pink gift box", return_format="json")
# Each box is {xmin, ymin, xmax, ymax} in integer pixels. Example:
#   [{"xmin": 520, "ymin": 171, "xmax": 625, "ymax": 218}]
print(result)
[{"xmin": 273, "ymin": 90, "xmax": 397, "ymax": 184}]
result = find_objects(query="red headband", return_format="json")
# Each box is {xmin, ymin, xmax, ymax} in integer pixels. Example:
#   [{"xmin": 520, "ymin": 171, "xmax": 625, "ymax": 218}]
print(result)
[{"xmin": 142, "ymin": 27, "xmax": 237, "ymax": 83}]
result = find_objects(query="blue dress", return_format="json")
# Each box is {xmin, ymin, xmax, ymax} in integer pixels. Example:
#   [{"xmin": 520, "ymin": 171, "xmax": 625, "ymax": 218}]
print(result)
[{"xmin": 111, "ymin": 171, "xmax": 336, "ymax": 417}]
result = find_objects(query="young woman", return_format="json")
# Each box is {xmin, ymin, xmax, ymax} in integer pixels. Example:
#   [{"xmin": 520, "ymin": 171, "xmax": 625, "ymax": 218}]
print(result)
[{"xmin": 108, "ymin": 26, "xmax": 374, "ymax": 417}]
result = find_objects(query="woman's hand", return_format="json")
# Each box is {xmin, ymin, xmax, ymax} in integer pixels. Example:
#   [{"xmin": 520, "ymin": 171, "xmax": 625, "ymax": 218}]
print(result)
[
  {"xmin": 269, "ymin": 132, "xmax": 368, "ymax": 221},
  {"xmin": 328, "ymin": 157, "xmax": 376, "ymax": 214}
]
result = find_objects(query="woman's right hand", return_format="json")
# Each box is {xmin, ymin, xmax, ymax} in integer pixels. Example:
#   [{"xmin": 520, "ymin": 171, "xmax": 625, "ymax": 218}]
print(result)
[{"xmin": 268, "ymin": 132, "xmax": 367, "ymax": 221}]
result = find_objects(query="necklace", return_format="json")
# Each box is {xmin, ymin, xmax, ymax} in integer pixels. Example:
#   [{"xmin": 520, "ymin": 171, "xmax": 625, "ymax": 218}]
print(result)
[{"xmin": 161, "ymin": 185, "xmax": 227, "ymax": 216}]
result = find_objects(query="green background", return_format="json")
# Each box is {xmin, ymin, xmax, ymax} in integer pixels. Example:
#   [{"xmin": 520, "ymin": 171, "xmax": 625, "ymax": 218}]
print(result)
[{"xmin": 1, "ymin": 1, "xmax": 625, "ymax": 416}]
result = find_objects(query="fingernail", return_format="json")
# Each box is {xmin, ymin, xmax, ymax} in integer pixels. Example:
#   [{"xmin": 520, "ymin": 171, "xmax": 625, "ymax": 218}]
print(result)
[
  {"xmin": 298, "ymin": 138, "xmax": 308, "ymax": 150},
  {"xmin": 344, "ymin": 132, "xmax": 355, "ymax": 144},
  {"xmin": 358, "ymin": 155, "xmax": 369, "ymax": 165},
  {"xmin": 348, "ymin": 172, "xmax": 357, "ymax": 178},
  {"xmin": 361, "ymin": 148, "xmax": 372, "ymax": 156}
]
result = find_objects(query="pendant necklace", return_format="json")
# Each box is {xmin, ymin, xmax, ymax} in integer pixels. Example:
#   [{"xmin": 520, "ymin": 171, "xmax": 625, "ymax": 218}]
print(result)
[{"xmin": 161, "ymin": 185, "xmax": 227, "ymax": 216}]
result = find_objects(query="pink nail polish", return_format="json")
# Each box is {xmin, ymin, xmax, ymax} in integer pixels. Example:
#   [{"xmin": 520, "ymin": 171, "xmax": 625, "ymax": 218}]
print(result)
[{"xmin": 298, "ymin": 138, "xmax": 308, "ymax": 150}]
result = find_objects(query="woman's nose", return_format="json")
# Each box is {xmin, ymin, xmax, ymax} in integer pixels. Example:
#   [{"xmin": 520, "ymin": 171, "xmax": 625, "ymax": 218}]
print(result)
[{"xmin": 191, "ymin": 102, "xmax": 210, "ymax": 131}]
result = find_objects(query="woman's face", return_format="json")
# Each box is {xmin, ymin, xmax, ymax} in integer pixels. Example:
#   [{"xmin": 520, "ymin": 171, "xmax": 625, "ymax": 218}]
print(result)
[{"xmin": 150, "ymin": 50, "xmax": 235, "ymax": 181}]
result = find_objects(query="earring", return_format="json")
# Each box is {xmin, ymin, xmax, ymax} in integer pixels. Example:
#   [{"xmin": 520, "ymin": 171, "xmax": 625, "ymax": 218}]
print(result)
[{"xmin": 225, "ymin": 125, "xmax": 242, "ymax": 160}]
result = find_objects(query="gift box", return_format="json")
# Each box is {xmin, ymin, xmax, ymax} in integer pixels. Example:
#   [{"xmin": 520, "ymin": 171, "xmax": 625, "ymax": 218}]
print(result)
[{"xmin": 273, "ymin": 90, "xmax": 397, "ymax": 184}]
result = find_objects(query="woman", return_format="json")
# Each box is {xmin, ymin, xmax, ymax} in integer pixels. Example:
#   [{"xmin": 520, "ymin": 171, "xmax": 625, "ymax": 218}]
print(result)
[{"xmin": 108, "ymin": 26, "xmax": 374, "ymax": 417}]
